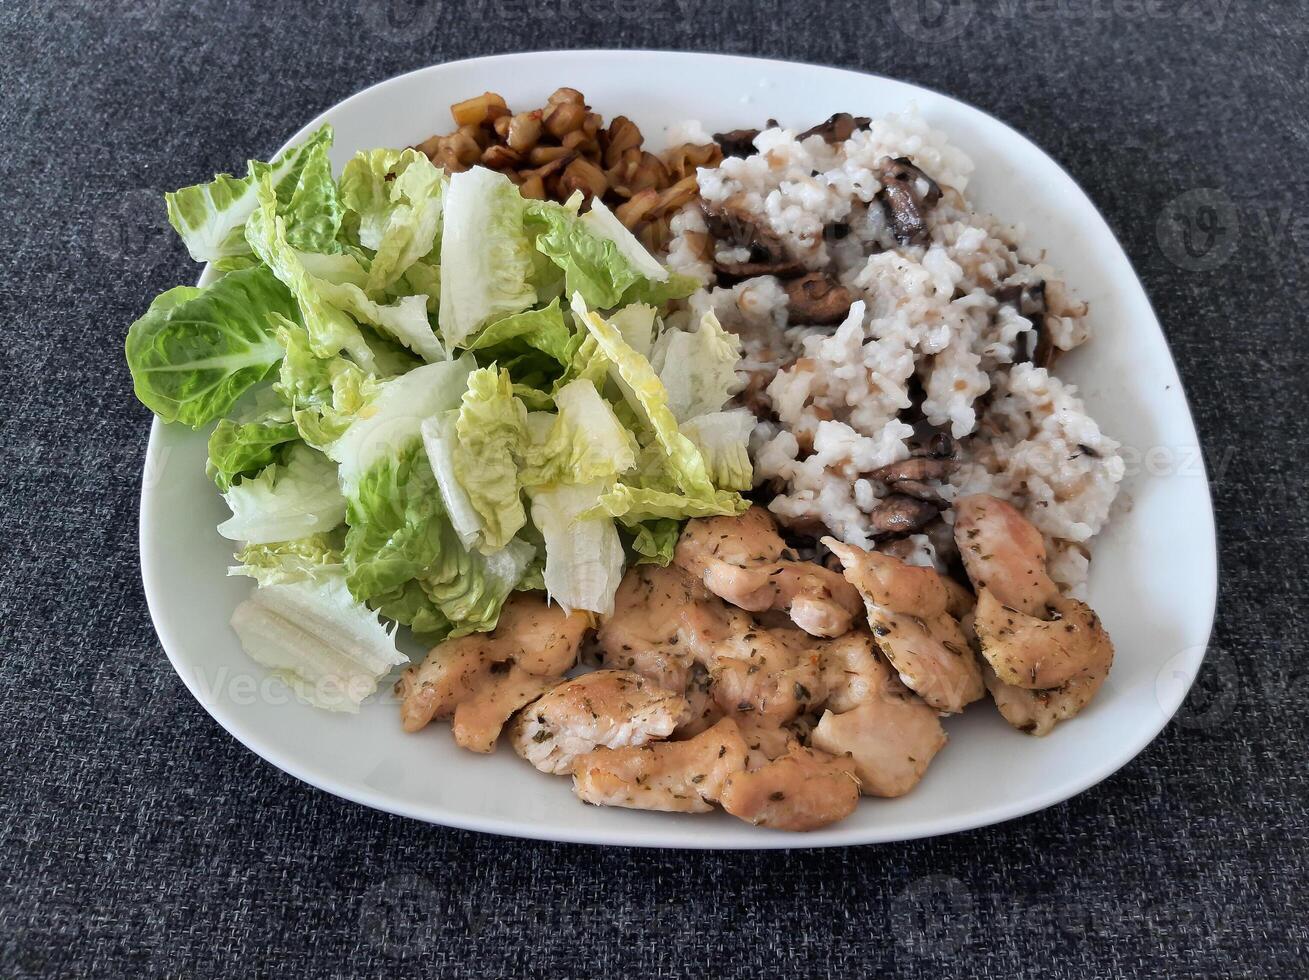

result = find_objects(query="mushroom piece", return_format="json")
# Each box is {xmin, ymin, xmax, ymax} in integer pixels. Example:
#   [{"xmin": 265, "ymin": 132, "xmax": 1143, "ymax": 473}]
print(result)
[
  {"xmin": 867, "ymin": 455, "xmax": 958, "ymax": 506},
  {"xmin": 783, "ymin": 273, "xmax": 855, "ymax": 326},
  {"xmin": 867, "ymin": 494, "xmax": 940, "ymax": 535},
  {"xmin": 719, "ymin": 746, "xmax": 861, "ymax": 831},
  {"xmin": 917, "ymin": 430, "xmax": 957, "ymax": 459},
  {"xmin": 701, "ymin": 201, "xmax": 807, "ymax": 280},
  {"xmin": 571, "ymin": 717, "xmax": 749, "ymax": 814},
  {"xmin": 713, "ymin": 127, "xmax": 761, "ymax": 158},
  {"xmin": 874, "ymin": 156, "xmax": 943, "ymax": 247},
  {"xmin": 867, "ymin": 456, "xmax": 958, "ymax": 485},
  {"xmin": 798, "ymin": 112, "xmax": 872, "ymax": 144},
  {"xmin": 999, "ymin": 280, "xmax": 1058, "ymax": 371}
]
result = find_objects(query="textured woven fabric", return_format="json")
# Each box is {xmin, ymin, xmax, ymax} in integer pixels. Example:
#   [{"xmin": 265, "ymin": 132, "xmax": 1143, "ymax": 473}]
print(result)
[{"xmin": 2, "ymin": 1, "xmax": 1306, "ymax": 976}]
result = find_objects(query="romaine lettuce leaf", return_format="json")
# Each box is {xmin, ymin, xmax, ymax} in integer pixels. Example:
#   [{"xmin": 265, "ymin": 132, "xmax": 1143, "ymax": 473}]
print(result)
[
  {"xmin": 280, "ymin": 138, "xmax": 343, "ymax": 254},
  {"xmin": 627, "ymin": 518, "xmax": 681, "ymax": 566},
  {"xmin": 420, "ymin": 411, "xmax": 482, "ymax": 549},
  {"xmin": 607, "ymin": 303, "xmax": 657, "ymax": 358},
  {"xmin": 209, "ymin": 255, "xmax": 260, "ymax": 275},
  {"xmin": 650, "ymin": 310, "xmax": 743, "ymax": 422},
  {"xmin": 418, "ymin": 535, "xmax": 536, "ymax": 638},
  {"xmin": 365, "ymin": 152, "xmax": 446, "ymax": 293},
  {"xmin": 393, "ymin": 259, "xmax": 441, "ymax": 313},
  {"xmin": 527, "ymin": 199, "xmax": 645, "ymax": 310},
  {"xmin": 439, "ymin": 168, "xmax": 537, "ymax": 348},
  {"xmin": 453, "ymin": 367, "xmax": 529, "ymax": 550},
  {"xmin": 529, "ymin": 480, "xmax": 625, "ymax": 616},
  {"xmin": 343, "ymin": 291, "xmax": 445, "ymax": 363},
  {"xmin": 680, "ymin": 409, "xmax": 755, "ymax": 492},
  {"xmin": 465, "ymin": 298, "xmax": 575, "ymax": 366},
  {"xmin": 570, "ymin": 295, "xmax": 718, "ymax": 500},
  {"xmin": 373, "ymin": 580, "xmax": 451, "ymax": 640},
  {"xmin": 125, "ymin": 266, "xmax": 295, "ymax": 427},
  {"xmin": 618, "ymin": 272, "xmax": 700, "ymax": 310},
  {"xmin": 165, "ymin": 124, "xmax": 333, "ymax": 263},
  {"xmin": 296, "ymin": 249, "xmax": 369, "ymax": 287},
  {"xmin": 342, "ymin": 436, "xmax": 531, "ymax": 638},
  {"xmin": 332, "ymin": 357, "xmax": 475, "ymax": 606},
  {"xmin": 229, "ymin": 570, "xmax": 407, "ymax": 713},
  {"xmin": 229, "ymin": 530, "xmax": 345, "ymax": 586},
  {"xmin": 207, "ymin": 412, "xmax": 300, "ymax": 491},
  {"xmin": 329, "ymin": 355, "xmax": 475, "ymax": 493},
  {"xmin": 521, "ymin": 379, "xmax": 636, "ymax": 487},
  {"xmin": 579, "ymin": 197, "xmax": 669, "ymax": 283},
  {"xmin": 273, "ymin": 315, "xmax": 376, "ymax": 450},
  {"xmin": 247, "ymin": 173, "xmax": 379, "ymax": 372},
  {"xmin": 253, "ymin": 174, "xmax": 448, "ymax": 367},
  {"xmin": 339, "ymin": 148, "xmax": 405, "ymax": 249},
  {"xmin": 217, "ymin": 443, "xmax": 347, "ymax": 544},
  {"xmin": 341, "ymin": 440, "xmax": 446, "ymax": 600},
  {"xmin": 594, "ymin": 484, "xmax": 748, "ymax": 524}
]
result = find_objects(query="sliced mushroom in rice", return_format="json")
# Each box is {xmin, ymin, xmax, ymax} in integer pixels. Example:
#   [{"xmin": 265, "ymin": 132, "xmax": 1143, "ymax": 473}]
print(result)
[
  {"xmin": 798, "ymin": 112, "xmax": 872, "ymax": 144},
  {"xmin": 999, "ymin": 280, "xmax": 1058, "ymax": 370},
  {"xmin": 867, "ymin": 494, "xmax": 941, "ymax": 536},
  {"xmin": 701, "ymin": 201, "xmax": 807, "ymax": 280},
  {"xmin": 875, "ymin": 156, "xmax": 943, "ymax": 247},
  {"xmin": 867, "ymin": 456, "xmax": 958, "ymax": 486},
  {"xmin": 713, "ymin": 127, "xmax": 762, "ymax": 158},
  {"xmin": 865, "ymin": 454, "xmax": 958, "ymax": 507},
  {"xmin": 783, "ymin": 273, "xmax": 855, "ymax": 326}
]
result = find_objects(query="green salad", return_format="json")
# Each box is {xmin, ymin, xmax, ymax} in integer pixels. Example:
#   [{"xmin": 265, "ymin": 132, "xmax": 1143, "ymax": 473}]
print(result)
[{"xmin": 127, "ymin": 126, "xmax": 753, "ymax": 712}]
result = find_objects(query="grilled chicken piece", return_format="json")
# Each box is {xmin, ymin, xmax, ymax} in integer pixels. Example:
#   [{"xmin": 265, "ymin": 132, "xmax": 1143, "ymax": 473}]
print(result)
[
  {"xmin": 952, "ymin": 494, "xmax": 1115, "ymax": 734},
  {"xmin": 953, "ymin": 495, "xmax": 1058, "ymax": 617},
  {"xmin": 810, "ymin": 632, "xmax": 947, "ymax": 797},
  {"xmin": 710, "ymin": 624, "xmax": 828, "ymax": 723},
  {"xmin": 598, "ymin": 565, "xmax": 736, "ymax": 737},
  {"xmin": 973, "ymin": 590, "xmax": 1114, "ymax": 690},
  {"xmin": 720, "ymin": 746, "xmax": 861, "ymax": 831},
  {"xmin": 510, "ymin": 670, "xmax": 690, "ymax": 775},
  {"xmin": 451, "ymin": 667, "xmax": 555, "ymax": 753},
  {"xmin": 982, "ymin": 658, "xmax": 1112, "ymax": 737},
  {"xmin": 824, "ymin": 538, "xmax": 984, "ymax": 714},
  {"xmin": 675, "ymin": 507, "xmax": 862, "ymax": 637},
  {"xmin": 571, "ymin": 718, "xmax": 749, "ymax": 814},
  {"xmin": 735, "ymin": 714, "xmax": 806, "ymax": 769},
  {"xmin": 597, "ymin": 565, "xmax": 706, "ymax": 693},
  {"xmin": 811, "ymin": 698, "xmax": 946, "ymax": 798},
  {"xmin": 819, "ymin": 630, "xmax": 902, "ymax": 713},
  {"xmin": 396, "ymin": 593, "xmax": 589, "ymax": 735}
]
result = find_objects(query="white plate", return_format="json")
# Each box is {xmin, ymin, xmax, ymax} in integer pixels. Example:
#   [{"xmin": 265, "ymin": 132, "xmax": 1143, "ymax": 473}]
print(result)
[{"xmin": 139, "ymin": 50, "xmax": 1217, "ymax": 848}]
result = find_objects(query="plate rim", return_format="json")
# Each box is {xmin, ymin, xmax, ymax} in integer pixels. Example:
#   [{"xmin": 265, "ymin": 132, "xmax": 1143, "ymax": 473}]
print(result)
[{"xmin": 138, "ymin": 48, "xmax": 1218, "ymax": 849}]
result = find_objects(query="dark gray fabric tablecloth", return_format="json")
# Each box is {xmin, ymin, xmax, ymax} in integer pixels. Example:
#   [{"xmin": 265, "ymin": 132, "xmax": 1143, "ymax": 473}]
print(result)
[{"xmin": 2, "ymin": 1, "xmax": 1306, "ymax": 976}]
